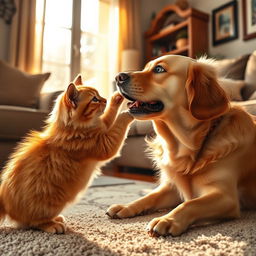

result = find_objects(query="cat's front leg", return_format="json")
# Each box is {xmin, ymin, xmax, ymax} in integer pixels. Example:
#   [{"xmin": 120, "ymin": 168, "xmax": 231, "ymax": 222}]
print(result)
[
  {"xmin": 101, "ymin": 92, "xmax": 124, "ymax": 128},
  {"xmin": 35, "ymin": 216, "xmax": 67, "ymax": 234},
  {"xmin": 94, "ymin": 111, "xmax": 134, "ymax": 160}
]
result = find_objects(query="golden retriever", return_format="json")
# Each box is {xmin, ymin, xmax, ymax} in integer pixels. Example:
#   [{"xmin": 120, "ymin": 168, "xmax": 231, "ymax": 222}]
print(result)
[{"xmin": 106, "ymin": 54, "xmax": 256, "ymax": 237}]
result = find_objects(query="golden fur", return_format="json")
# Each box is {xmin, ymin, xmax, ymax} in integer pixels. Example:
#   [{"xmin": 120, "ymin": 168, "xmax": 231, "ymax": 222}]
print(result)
[
  {"xmin": 107, "ymin": 55, "xmax": 256, "ymax": 236},
  {"xmin": 0, "ymin": 75, "xmax": 133, "ymax": 233}
]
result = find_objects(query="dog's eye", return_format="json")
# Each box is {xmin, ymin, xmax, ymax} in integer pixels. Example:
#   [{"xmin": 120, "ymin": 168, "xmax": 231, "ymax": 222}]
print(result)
[
  {"xmin": 153, "ymin": 65, "xmax": 166, "ymax": 74},
  {"xmin": 92, "ymin": 96, "xmax": 100, "ymax": 102}
]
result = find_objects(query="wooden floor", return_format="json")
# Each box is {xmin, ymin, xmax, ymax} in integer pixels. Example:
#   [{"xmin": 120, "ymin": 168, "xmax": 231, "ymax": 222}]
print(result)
[{"xmin": 102, "ymin": 166, "xmax": 156, "ymax": 183}]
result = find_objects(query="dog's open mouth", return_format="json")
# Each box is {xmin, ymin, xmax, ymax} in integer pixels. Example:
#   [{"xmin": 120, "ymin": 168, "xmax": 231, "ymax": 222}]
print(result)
[{"xmin": 122, "ymin": 92, "xmax": 164, "ymax": 115}]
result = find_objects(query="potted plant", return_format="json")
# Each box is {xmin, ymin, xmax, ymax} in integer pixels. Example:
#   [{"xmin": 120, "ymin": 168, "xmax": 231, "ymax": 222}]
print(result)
[{"xmin": 175, "ymin": 30, "xmax": 188, "ymax": 49}]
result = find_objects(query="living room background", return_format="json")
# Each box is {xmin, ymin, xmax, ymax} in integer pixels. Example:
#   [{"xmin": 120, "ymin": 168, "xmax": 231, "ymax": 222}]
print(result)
[
  {"xmin": 1, "ymin": 0, "xmax": 256, "ymax": 67},
  {"xmin": 189, "ymin": 0, "xmax": 256, "ymax": 58}
]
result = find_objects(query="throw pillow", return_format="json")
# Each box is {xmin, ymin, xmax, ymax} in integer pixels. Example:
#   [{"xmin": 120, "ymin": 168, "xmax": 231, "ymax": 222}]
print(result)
[
  {"xmin": 249, "ymin": 91, "xmax": 256, "ymax": 100},
  {"xmin": 218, "ymin": 78, "xmax": 245, "ymax": 101},
  {"xmin": 214, "ymin": 54, "xmax": 250, "ymax": 80},
  {"xmin": 243, "ymin": 51, "xmax": 256, "ymax": 100},
  {"xmin": 0, "ymin": 60, "xmax": 50, "ymax": 108}
]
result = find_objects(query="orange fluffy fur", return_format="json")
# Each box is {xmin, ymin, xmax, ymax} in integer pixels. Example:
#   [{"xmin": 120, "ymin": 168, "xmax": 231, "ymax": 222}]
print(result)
[{"xmin": 0, "ymin": 75, "xmax": 133, "ymax": 233}]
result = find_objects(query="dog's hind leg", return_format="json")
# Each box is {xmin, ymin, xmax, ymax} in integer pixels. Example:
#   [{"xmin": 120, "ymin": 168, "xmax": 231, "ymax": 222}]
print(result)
[{"xmin": 106, "ymin": 183, "xmax": 181, "ymax": 219}]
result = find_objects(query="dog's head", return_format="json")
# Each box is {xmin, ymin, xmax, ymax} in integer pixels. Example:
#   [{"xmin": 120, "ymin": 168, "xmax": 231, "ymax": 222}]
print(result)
[{"xmin": 116, "ymin": 55, "xmax": 229, "ymax": 121}]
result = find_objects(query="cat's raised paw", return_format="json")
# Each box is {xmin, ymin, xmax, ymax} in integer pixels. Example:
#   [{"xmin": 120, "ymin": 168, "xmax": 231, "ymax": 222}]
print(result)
[{"xmin": 111, "ymin": 92, "xmax": 124, "ymax": 105}]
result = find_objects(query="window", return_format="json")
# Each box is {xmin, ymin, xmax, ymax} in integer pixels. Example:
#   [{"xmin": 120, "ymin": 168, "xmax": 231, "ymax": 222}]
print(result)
[{"xmin": 36, "ymin": 0, "xmax": 119, "ymax": 97}]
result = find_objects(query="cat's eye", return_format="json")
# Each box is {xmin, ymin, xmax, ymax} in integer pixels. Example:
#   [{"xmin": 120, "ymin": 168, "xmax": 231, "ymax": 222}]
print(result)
[
  {"xmin": 153, "ymin": 65, "xmax": 166, "ymax": 74},
  {"xmin": 92, "ymin": 96, "xmax": 100, "ymax": 102}
]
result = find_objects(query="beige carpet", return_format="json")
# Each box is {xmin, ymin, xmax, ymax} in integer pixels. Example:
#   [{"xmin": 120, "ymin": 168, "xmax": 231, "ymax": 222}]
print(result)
[{"xmin": 0, "ymin": 176, "xmax": 256, "ymax": 256}]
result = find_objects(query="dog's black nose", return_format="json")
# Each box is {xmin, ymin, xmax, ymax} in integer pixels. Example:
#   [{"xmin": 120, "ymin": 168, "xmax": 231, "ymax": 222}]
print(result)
[{"xmin": 115, "ymin": 72, "xmax": 130, "ymax": 86}]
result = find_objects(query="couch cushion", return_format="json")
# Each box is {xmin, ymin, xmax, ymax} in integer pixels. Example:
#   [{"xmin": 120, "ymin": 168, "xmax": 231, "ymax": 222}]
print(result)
[
  {"xmin": 0, "ymin": 60, "xmax": 50, "ymax": 108},
  {"xmin": 218, "ymin": 78, "xmax": 245, "ymax": 101},
  {"xmin": 114, "ymin": 136, "xmax": 154, "ymax": 169},
  {"xmin": 243, "ymin": 51, "xmax": 256, "ymax": 100},
  {"xmin": 233, "ymin": 100, "xmax": 256, "ymax": 116},
  {"xmin": 39, "ymin": 90, "xmax": 63, "ymax": 112},
  {"xmin": 214, "ymin": 54, "xmax": 250, "ymax": 80},
  {"xmin": 128, "ymin": 120, "xmax": 154, "ymax": 136},
  {"xmin": 0, "ymin": 105, "xmax": 48, "ymax": 139},
  {"xmin": 249, "ymin": 91, "xmax": 256, "ymax": 100}
]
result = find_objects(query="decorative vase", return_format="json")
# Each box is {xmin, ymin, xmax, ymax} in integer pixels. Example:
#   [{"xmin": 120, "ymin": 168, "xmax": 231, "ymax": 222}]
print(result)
[{"xmin": 176, "ymin": 38, "xmax": 188, "ymax": 49}]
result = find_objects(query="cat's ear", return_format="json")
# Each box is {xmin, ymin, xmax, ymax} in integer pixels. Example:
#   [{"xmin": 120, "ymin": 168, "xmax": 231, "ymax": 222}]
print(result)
[
  {"xmin": 66, "ymin": 83, "xmax": 79, "ymax": 108},
  {"xmin": 73, "ymin": 74, "xmax": 83, "ymax": 86}
]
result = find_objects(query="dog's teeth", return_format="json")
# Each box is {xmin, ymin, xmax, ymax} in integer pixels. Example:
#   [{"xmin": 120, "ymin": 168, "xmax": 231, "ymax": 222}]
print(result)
[{"xmin": 128, "ymin": 101, "xmax": 138, "ymax": 109}]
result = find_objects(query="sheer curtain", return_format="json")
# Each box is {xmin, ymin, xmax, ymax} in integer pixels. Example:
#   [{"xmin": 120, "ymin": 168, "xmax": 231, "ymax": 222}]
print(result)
[
  {"xmin": 8, "ymin": 0, "xmax": 41, "ymax": 73},
  {"xmin": 106, "ymin": 0, "xmax": 120, "ymax": 96},
  {"xmin": 80, "ymin": 0, "xmax": 120, "ymax": 97},
  {"xmin": 36, "ymin": 0, "xmax": 121, "ymax": 97},
  {"xmin": 9, "ymin": 0, "xmax": 141, "ymax": 97}
]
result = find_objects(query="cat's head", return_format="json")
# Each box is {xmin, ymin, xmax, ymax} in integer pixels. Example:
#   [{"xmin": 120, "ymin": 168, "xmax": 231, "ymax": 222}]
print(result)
[{"xmin": 49, "ymin": 75, "xmax": 107, "ymax": 128}]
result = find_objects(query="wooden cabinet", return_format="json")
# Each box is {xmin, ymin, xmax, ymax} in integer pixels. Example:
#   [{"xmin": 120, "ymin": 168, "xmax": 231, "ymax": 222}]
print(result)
[{"xmin": 145, "ymin": 5, "xmax": 209, "ymax": 62}]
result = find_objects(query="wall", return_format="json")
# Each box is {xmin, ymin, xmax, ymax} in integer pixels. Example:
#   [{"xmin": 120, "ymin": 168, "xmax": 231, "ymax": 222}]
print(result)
[
  {"xmin": 140, "ymin": 0, "xmax": 173, "ymax": 34},
  {"xmin": 140, "ymin": 0, "xmax": 174, "ymax": 63},
  {"xmin": 189, "ymin": 0, "xmax": 256, "ymax": 58},
  {"xmin": 0, "ymin": 19, "xmax": 10, "ymax": 61}
]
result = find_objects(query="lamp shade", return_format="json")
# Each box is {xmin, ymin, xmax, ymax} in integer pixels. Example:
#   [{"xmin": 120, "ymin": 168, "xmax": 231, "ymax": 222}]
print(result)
[{"xmin": 121, "ymin": 49, "xmax": 140, "ymax": 71}]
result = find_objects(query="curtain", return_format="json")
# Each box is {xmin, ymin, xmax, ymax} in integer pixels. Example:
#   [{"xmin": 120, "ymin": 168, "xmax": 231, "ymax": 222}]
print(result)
[
  {"xmin": 7, "ymin": 0, "xmax": 141, "ymax": 97},
  {"xmin": 80, "ymin": 0, "xmax": 120, "ymax": 98},
  {"xmin": 105, "ymin": 0, "xmax": 120, "ymax": 96},
  {"xmin": 8, "ymin": 0, "xmax": 40, "ymax": 73},
  {"xmin": 118, "ymin": 0, "xmax": 142, "ymax": 71}
]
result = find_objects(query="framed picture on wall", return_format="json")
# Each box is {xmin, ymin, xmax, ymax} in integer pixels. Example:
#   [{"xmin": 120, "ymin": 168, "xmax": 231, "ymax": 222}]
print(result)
[
  {"xmin": 242, "ymin": 0, "xmax": 256, "ymax": 40},
  {"xmin": 212, "ymin": 1, "xmax": 238, "ymax": 46}
]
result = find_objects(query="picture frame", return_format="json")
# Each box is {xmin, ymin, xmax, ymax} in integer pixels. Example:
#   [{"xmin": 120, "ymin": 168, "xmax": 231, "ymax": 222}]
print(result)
[
  {"xmin": 242, "ymin": 0, "xmax": 256, "ymax": 40},
  {"xmin": 212, "ymin": 1, "xmax": 238, "ymax": 46}
]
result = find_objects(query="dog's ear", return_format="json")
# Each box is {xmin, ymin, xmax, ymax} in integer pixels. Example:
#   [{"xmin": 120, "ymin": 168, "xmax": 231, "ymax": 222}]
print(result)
[
  {"xmin": 185, "ymin": 62, "xmax": 229, "ymax": 120},
  {"xmin": 73, "ymin": 74, "xmax": 83, "ymax": 86}
]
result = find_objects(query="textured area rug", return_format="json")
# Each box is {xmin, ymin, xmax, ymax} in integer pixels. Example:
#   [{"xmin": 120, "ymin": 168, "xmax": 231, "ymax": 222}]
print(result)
[{"xmin": 0, "ymin": 177, "xmax": 256, "ymax": 256}]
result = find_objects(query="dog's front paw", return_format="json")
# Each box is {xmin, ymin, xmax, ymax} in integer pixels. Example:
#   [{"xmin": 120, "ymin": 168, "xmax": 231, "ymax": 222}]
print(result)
[
  {"xmin": 106, "ymin": 204, "xmax": 137, "ymax": 219},
  {"xmin": 146, "ymin": 216, "xmax": 186, "ymax": 237}
]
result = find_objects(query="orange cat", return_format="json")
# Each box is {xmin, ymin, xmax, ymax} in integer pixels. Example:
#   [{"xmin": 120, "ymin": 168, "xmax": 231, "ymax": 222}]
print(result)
[{"xmin": 0, "ymin": 75, "xmax": 134, "ymax": 234}]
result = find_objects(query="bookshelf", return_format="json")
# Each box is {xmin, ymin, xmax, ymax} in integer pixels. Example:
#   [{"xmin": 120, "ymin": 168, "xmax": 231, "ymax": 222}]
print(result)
[{"xmin": 145, "ymin": 5, "xmax": 209, "ymax": 61}]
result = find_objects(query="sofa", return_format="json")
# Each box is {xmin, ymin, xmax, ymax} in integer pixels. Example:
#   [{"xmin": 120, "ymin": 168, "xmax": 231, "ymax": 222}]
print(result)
[
  {"xmin": 0, "ymin": 60, "xmax": 61, "ymax": 169},
  {"xmin": 110, "ymin": 51, "xmax": 256, "ymax": 175}
]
